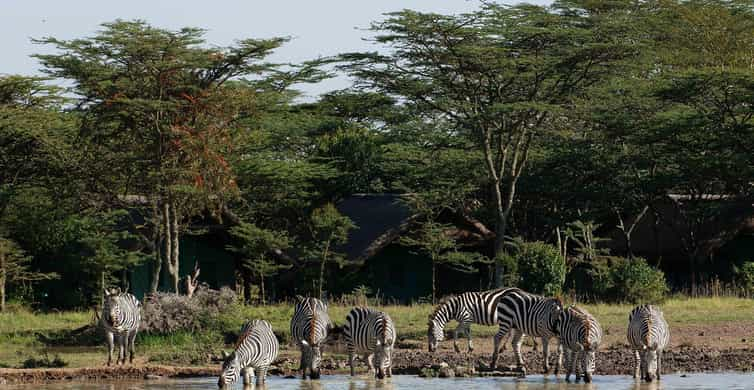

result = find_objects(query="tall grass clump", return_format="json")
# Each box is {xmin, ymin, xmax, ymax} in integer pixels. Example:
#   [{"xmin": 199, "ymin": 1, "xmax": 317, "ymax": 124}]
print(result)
[{"xmin": 141, "ymin": 287, "xmax": 239, "ymax": 333}]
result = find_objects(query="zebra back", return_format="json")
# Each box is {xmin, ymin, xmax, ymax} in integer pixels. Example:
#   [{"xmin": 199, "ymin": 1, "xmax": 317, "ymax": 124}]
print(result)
[
  {"xmin": 236, "ymin": 319, "xmax": 279, "ymax": 367},
  {"xmin": 291, "ymin": 296, "xmax": 330, "ymax": 346},
  {"xmin": 496, "ymin": 288, "xmax": 562, "ymax": 338},
  {"xmin": 628, "ymin": 304, "xmax": 669, "ymax": 351},
  {"xmin": 558, "ymin": 305, "xmax": 602, "ymax": 350},
  {"xmin": 102, "ymin": 289, "xmax": 141, "ymax": 332},
  {"xmin": 429, "ymin": 288, "xmax": 516, "ymax": 329}
]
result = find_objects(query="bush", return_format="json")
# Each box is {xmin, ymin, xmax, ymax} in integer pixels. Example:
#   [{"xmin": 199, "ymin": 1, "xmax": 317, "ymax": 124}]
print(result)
[
  {"xmin": 735, "ymin": 261, "xmax": 754, "ymax": 295},
  {"xmin": 515, "ymin": 241, "xmax": 565, "ymax": 296},
  {"xmin": 610, "ymin": 257, "xmax": 668, "ymax": 303},
  {"xmin": 21, "ymin": 353, "xmax": 67, "ymax": 368},
  {"xmin": 142, "ymin": 286, "xmax": 239, "ymax": 333},
  {"xmin": 495, "ymin": 252, "xmax": 520, "ymax": 287}
]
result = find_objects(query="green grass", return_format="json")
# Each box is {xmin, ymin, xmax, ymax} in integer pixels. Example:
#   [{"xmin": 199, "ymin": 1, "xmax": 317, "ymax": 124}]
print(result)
[{"xmin": 1, "ymin": 296, "xmax": 752, "ymax": 369}]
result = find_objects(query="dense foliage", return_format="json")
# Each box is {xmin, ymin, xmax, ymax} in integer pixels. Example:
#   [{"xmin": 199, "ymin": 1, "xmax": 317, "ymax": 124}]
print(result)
[{"xmin": 2, "ymin": 0, "xmax": 753, "ymax": 308}]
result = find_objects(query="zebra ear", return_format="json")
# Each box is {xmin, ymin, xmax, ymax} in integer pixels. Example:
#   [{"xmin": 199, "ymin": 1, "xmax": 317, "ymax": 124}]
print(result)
[
  {"xmin": 295, "ymin": 295, "xmax": 305, "ymax": 303},
  {"xmin": 221, "ymin": 350, "xmax": 229, "ymax": 359},
  {"xmin": 301, "ymin": 339, "xmax": 309, "ymax": 346}
]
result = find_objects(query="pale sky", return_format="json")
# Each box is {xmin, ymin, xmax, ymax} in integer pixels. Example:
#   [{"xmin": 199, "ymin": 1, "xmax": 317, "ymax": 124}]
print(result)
[{"xmin": 2, "ymin": 0, "xmax": 552, "ymax": 99}]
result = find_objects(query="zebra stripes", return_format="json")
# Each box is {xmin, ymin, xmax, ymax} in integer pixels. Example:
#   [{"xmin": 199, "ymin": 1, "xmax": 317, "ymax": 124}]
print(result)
[
  {"xmin": 101, "ymin": 288, "xmax": 141, "ymax": 366},
  {"xmin": 427, "ymin": 288, "xmax": 515, "ymax": 353},
  {"xmin": 290, "ymin": 296, "xmax": 331, "ymax": 379},
  {"xmin": 344, "ymin": 307, "xmax": 396, "ymax": 378},
  {"xmin": 628, "ymin": 304, "xmax": 670, "ymax": 382},
  {"xmin": 493, "ymin": 288, "xmax": 563, "ymax": 375},
  {"xmin": 218, "ymin": 319, "xmax": 279, "ymax": 387},
  {"xmin": 557, "ymin": 305, "xmax": 603, "ymax": 383}
]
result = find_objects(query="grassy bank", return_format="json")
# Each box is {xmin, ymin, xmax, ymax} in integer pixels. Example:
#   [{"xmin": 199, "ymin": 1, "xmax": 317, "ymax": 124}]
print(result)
[{"xmin": 1, "ymin": 296, "xmax": 753, "ymax": 369}]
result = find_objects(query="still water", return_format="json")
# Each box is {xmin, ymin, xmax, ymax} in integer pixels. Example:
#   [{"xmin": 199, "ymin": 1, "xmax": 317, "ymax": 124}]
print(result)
[{"xmin": 5, "ymin": 374, "xmax": 754, "ymax": 390}]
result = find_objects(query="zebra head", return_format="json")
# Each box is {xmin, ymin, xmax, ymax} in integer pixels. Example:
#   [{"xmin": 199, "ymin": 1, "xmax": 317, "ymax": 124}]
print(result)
[
  {"xmin": 373, "ymin": 338, "xmax": 393, "ymax": 379},
  {"xmin": 301, "ymin": 340, "xmax": 322, "ymax": 379},
  {"xmin": 427, "ymin": 316, "xmax": 444, "ymax": 352},
  {"xmin": 218, "ymin": 350, "xmax": 240, "ymax": 387},
  {"xmin": 102, "ymin": 288, "xmax": 123, "ymax": 328},
  {"xmin": 545, "ymin": 297, "xmax": 564, "ymax": 334},
  {"xmin": 644, "ymin": 349, "xmax": 658, "ymax": 382}
]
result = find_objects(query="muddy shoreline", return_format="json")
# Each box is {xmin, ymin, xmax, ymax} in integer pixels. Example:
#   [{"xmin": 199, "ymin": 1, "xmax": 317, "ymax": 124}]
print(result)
[{"xmin": 2, "ymin": 346, "xmax": 753, "ymax": 384}]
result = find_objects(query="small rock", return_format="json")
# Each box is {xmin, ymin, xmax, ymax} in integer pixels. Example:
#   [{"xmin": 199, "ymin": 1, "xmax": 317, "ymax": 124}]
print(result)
[
  {"xmin": 438, "ymin": 362, "xmax": 455, "ymax": 378},
  {"xmin": 454, "ymin": 365, "xmax": 475, "ymax": 377},
  {"xmin": 144, "ymin": 374, "xmax": 163, "ymax": 380},
  {"xmin": 284, "ymin": 375, "xmax": 296, "ymax": 379}
]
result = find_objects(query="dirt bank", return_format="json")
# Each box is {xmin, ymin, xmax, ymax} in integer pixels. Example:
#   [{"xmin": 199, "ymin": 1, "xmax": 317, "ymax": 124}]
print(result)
[{"xmin": 0, "ymin": 365, "xmax": 220, "ymax": 384}]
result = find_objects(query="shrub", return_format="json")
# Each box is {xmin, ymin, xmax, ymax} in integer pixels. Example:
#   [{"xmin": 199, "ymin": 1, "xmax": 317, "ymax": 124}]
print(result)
[
  {"xmin": 142, "ymin": 286, "xmax": 239, "ymax": 333},
  {"xmin": 735, "ymin": 261, "xmax": 754, "ymax": 295},
  {"xmin": 495, "ymin": 252, "xmax": 520, "ymax": 287},
  {"xmin": 610, "ymin": 257, "xmax": 668, "ymax": 303},
  {"xmin": 21, "ymin": 353, "xmax": 67, "ymax": 368},
  {"xmin": 515, "ymin": 241, "xmax": 565, "ymax": 296}
]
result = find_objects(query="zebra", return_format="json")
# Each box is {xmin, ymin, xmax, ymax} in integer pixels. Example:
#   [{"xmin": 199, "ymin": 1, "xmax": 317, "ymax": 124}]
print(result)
[
  {"xmin": 101, "ymin": 288, "xmax": 141, "ymax": 366},
  {"xmin": 557, "ymin": 305, "xmax": 603, "ymax": 383},
  {"xmin": 218, "ymin": 319, "xmax": 280, "ymax": 387},
  {"xmin": 290, "ymin": 295, "xmax": 332, "ymax": 379},
  {"xmin": 628, "ymin": 304, "xmax": 670, "ymax": 382},
  {"xmin": 344, "ymin": 307, "xmax": 396, "ymax": 379},
  {"xmin": 427, "ymin": 288, "xmax": 516, "ymax": 353},
  {"xmin": 492, "ymin": 288, "xmax": 563, "ymax": 375}
]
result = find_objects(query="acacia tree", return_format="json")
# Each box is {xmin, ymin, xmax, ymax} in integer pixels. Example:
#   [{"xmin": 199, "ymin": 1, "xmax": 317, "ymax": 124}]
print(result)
[
  {"xmin": 305, "ymin": 203, "xmax": 355, "ymax": 299},
  {"xmin": 34, "ymin": 21, "xmax": 320, "ymax": 293},
  {"xmin": 0, "ymin": 236, "xmax": 58, "ymax": 311},
  {"xmin": 342, "ymin": 3, "xmax": 635, "ymax": 285},
  {"xmin": 226, "ymin": 222, "xmax": 290, "ymax": 304}
]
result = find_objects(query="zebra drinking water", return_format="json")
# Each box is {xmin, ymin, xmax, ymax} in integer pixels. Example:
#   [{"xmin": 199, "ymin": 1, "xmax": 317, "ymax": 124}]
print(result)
[
  {"xmin": 290, "ymin": 296, "xmax": 331, "ymax": 379},
  {"xmin": 492, "ymin": 288, "xmax": 563, "ymax": 375},
  {"xmin": 427, "ymin": 288, "xmax": 516, "ymax": 353},
  {"xmin": 218, "ymin": 319, "xmax": 279, "ymax": 387},
  {"xmin": 101, "ymin": 288, "xmax": 141, "ymax": 366},
  {"xmin": 628, "ymin": 304, "xmax": 670, "ymax": 382},
  {"xmin": 557, "ymin": 305, "xmax": 603, "ymax": 383},
  {"xmin": 344, "ymin": 307, "xmax": 396, "ymax": 378}
]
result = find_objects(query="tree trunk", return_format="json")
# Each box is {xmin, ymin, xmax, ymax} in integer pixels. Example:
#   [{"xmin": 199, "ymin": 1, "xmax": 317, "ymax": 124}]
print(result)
[
  {"xmin": 169, "ymin": 202, "xmax": 180, "ymax": 293},
  {"xmin": 259, "ymin": 273, "xmax": 266, "ymax": 305},
  {"xmin": 319, "ymin": 239, "xmax": 330, "ymax": 300},
  {"xmin": 162, "ymin": 201, "xmax": 172, "ymax": 294},
  {"xmin": 493, "ymin": 213, "xmax": 509, "ymax": 287},
  {"xmin": 149, "ymin": 201, "xmax": 163, "ymax": 295},
  {"xmin": 242, "ymin": 269, "xmax": 252, "ymax": 304},
  {"xmin": 0, "ymin": 251, "xmax": 6, "ymax": 313},
  {"xmin": 431, "ymin": 257, "xmax": 436, "ymax": 305}
]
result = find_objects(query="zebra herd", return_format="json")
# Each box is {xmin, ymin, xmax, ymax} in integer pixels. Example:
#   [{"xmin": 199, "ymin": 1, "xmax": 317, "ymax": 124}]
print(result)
[{"xmin": 98, "ymin": 288, "xmax": 669, "ymax": 386}]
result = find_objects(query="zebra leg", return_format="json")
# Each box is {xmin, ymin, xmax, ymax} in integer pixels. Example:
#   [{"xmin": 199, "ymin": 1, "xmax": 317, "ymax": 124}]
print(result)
[
  {"xmin": 640, "ymin": 350, "xmax": 648, "ymax": 381},
  {"xmin": 299, "ymin": 351, "xmax": 306, "ymax": 379},
  {"xmin": 349, "ymin": 352, "xmax": 356, "ymax": 376},
  {"xmin": 657, "ymin": 350, "xmax": 662, "ymax": 381},
  {"xmin": 575, "ymin": 350, "xmax": 584, "ymax": 382},
  {"xmin": 466, "ymin": 324, "xmax": 474, "ymax": 353},
  {"xmin": 542, "ymin": 337, "xmax": 551, "ymax": 374},
  {"xmin": 106, "ymin": 330, "xmax": 114, "ymax": 366},
  {"xmin": 453, "ymin": 325, "xmax": 461, "ymax": 353},
  {"xmin": 633, "ymin": 350, "xmax": 641, "ymax": 379},
  {"xmin": 512, "ymin": 330, "xmax": 526, "ymax": 375},
  {"xmin": 491, "ymin": 324, "xmax": 510, "ymax": 368},
  {"xmin": 128, "ymin": 329, "xmax": 137, "ymax": 364},
  {"xmin": 554, "ymin": 342, "xmax": 563, "ymax": 375},
  {"xmin": 256, "ymin": 367, "xmax": 266, "ymax": 385},
  {"xmin": 564, "ymin": 349, "xmax": 574, "ymax": 382},
  {"xmin": 366, "ymin": 353, "xmax": 374, "ymax": 376},
  {"xmin": 117, "ymin": 333, "xmax": 126, "ymax": 365}
]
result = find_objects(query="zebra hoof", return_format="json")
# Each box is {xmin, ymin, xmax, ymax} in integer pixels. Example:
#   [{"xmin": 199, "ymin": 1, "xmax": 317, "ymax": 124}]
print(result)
[{"xmin": 585, "ymin": 374, "xmax": 593, "ymax": 383}]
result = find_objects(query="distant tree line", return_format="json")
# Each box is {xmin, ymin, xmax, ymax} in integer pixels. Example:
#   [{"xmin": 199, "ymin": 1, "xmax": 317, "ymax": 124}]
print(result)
[{"xmin": 1, "ymin": 0, "xmax": 754, "ymax": 309}]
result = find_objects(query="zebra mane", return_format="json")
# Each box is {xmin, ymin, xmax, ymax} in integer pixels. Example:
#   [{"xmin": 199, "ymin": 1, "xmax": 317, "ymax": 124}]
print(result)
[
  {"xmin": 234, "ymin": 321, "xmax": 255, "ymax": 350},
  {"xmin": 429, "ymin": 294, "xmax": 456, "ymax": 320},
  {"xmin": 308, "ymin": 299, "xmax": 317, "ymax": 345}
]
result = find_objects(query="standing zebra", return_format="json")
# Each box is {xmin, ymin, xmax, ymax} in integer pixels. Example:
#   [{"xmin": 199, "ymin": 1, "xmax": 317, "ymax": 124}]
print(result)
[
  {"xmin": 344, "ymin": 307, "xmax": 396, "ymax": 379},
  {"xmin": 218, "ymin": 319, "xmax": 279, "ymax": 387},
  {"xmin": 492, "ymin": 288, "xmax": 563, "ymax": 375},
  {"xmin": 290, "ymin": 296, "xmax": 331, "ymax": 379},
  {"xmin": 627, "ymin": 304, "xmax": 670, "ymax": 382},
  {"xmin": 427, "ymin": 288, "xmax": 516, "ymax": 353},
  {"xmin": 101, "ymin": 288, "xmax": 141, "ymax": 366},
  {"xmin": 557, "ymin": 305, "xmax": 603, "ymax": 383}
]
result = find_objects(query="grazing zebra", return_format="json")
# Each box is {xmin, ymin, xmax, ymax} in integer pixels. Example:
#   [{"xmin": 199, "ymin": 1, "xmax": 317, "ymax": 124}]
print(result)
[
  {"xmin": 290, "ymin": 296, "xmax": 331, "ymax": 379},
  {"xmin": 628, "ymin": 304, "xmax": 670, "ymax": 382},
  {"xmin": 557, "ymin": 305, "xmax": 603, "ymax": 383},
  {"xmin": 218, "ymin": 319, "xmax": 279, "ymax": 387},
  {"xmin": 344, "ymin": 307, "xmax": 396, "ymax": 379},
  {"xmin": 427, "ymin": 288, "xmax": 516, "ymax": 353},
  {"xmin": 101, "ymin": 288, "xmax": 141, "ymax": 366},
  {"xmin": 492, "ymin": 288, "xmax": 563, "ymax": 375}
]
